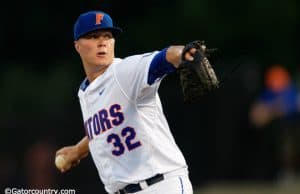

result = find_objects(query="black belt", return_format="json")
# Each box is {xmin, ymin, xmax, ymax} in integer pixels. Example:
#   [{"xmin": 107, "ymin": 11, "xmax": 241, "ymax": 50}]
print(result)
[{"xmin": 117, "ymin": 174, "xmax": 164, "ymax": 194}]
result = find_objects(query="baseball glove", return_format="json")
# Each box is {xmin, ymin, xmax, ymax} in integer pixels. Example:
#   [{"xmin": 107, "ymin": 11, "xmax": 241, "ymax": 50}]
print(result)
[{"xmin": 177, "ymin": 40, "xmax": 219, "ymax": 103}]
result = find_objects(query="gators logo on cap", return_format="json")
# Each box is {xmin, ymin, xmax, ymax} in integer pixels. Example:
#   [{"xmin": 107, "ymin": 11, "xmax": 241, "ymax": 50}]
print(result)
[{"xmin": 95, "ymin": 13, "xmax": 104, "ymax": 25}]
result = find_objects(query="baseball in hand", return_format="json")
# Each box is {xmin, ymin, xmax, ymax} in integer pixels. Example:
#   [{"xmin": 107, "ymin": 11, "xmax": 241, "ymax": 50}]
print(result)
[{"xmin": 55, "ymin": 154, "xmax": 66, "ymax": 170}]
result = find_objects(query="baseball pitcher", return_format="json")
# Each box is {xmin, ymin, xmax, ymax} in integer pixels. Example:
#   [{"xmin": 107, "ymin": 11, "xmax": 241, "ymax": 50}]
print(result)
[{"xmin": 55, "ymin": 10, "xmax": 219, "ymax": 194}]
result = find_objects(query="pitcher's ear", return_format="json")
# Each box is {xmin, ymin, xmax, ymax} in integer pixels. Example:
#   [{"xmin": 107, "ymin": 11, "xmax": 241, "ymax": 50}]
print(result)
[{"xmin": 74, "ymin": 41, "xmax": 80, "ymax": 52}]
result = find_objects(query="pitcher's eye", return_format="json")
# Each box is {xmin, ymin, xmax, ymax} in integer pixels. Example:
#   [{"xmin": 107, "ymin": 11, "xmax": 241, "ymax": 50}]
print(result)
[
  {"xmin": 102, "ymin": 32, "xmax": 113, "ymax": 39},
  {"xmin": 82, "ymin": 32, "xmax": 98, "ymax": 39},
  {"xmin": 81, "ymin": 31, "xmax": 113, "ymax": 39}
]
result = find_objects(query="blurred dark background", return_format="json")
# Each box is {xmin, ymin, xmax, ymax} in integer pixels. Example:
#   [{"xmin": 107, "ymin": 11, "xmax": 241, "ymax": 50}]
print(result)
[{"xmin": 1, "ymin": 0, "xmax": 300, "ymax": 193}]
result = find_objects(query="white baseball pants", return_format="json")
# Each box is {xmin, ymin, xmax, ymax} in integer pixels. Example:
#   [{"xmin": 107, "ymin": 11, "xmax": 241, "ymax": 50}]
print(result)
[{"xmin": 135, "ymin": 173, "xmax": 193, "ymax": 194}]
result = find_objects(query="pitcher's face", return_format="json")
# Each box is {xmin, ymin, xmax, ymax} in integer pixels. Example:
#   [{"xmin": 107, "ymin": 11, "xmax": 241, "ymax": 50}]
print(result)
[{"xmin": 75, "ymin": 30, "xmax": 115, "ymax": 67}]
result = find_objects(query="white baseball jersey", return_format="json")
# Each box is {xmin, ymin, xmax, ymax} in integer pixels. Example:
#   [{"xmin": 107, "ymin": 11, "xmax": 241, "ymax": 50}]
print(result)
[{"xmin": 78, "ymin": 51, "xmax": 188, "ymax": 193}]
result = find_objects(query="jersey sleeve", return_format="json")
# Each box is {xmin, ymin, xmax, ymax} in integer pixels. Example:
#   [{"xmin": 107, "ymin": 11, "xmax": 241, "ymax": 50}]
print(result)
[
  {"xmin": 147, "ymin": 48, "xmax": 176, "ymax": 85},
  {"xmin": 113, "ymin": 50, "xmax": 175, "ymax": 102}
]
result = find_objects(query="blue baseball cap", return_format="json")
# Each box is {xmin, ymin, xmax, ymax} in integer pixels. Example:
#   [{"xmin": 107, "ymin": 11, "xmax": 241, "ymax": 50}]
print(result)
[{"xmin": 73, "ymin": 11, "xmax": 122, "ymax": 40}]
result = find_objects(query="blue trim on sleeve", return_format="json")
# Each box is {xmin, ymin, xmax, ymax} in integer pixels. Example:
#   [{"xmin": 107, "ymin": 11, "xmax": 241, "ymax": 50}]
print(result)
[{"xmin": 147, "ymin": 47, "xmax": 176, "ymax": 85}]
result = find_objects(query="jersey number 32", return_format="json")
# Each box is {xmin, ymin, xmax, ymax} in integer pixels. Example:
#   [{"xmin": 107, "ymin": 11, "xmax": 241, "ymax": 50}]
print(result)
[{"xmin": 107, "ymin": 127, "xmax": 141, "ymax": 156}]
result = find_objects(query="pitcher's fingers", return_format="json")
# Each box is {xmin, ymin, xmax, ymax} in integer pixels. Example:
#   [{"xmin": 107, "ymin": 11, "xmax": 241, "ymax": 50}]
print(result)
[{"xmin": 184, "ymin": 48, "xmax": 197, "ymax": 61}]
